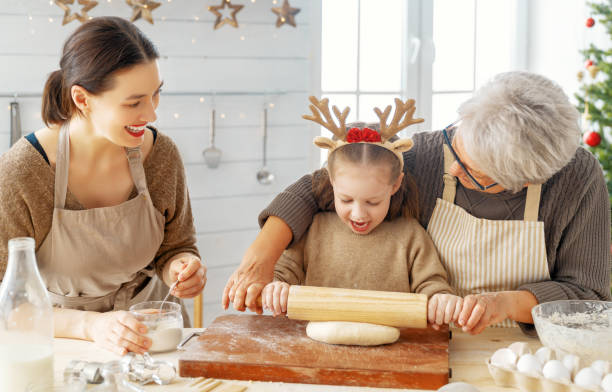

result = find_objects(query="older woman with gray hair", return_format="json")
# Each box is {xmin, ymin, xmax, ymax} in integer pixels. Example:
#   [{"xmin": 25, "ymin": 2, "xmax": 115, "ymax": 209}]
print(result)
[{"xmin": 222, "ymin": 71, "xmax": 611, "ymax": 335}]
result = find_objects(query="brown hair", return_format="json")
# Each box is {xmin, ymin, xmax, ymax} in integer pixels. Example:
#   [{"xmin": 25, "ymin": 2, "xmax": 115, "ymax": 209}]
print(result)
[
  {"xmin": 313, "ymin": 142, "xmax": 419, "ymax": 221},
  {"xmin": 42, "ymin": 16, "xmax": 159, "ymax": 126}
]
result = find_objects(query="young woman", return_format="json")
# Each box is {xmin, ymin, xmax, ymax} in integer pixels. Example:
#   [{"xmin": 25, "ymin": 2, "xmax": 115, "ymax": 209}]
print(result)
[{"xmin": 0, "ymin": 17, "xmax": 206, "ymax": 355}]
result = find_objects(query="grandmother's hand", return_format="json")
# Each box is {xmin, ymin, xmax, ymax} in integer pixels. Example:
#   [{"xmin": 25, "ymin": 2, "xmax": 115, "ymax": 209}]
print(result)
[
  {"xmin": 167, "ymin": 254, "xmax": 206, "ymax": 298},
  {"xmin": 86, "ymin": 311, "xmax": 151, "ymax": 356},
  {"xmin": 222, "ymin": 256, "xmax": 275, "ymax": 314},
  {"xmin": 457, "ymin": 292, "xmax": 510, "ymax": 334}
]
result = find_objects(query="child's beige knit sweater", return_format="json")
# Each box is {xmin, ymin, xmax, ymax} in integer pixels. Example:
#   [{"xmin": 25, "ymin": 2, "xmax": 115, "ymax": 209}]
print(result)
[{"xmin": 274, "ymin": 212, "xmax": 454, "ymax": 297}]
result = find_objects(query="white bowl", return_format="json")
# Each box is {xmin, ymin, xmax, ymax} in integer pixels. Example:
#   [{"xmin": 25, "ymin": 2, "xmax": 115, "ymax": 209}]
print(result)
[{"xmin": 532, "ymin": 300, "xmax": 612, "ymax": 363}]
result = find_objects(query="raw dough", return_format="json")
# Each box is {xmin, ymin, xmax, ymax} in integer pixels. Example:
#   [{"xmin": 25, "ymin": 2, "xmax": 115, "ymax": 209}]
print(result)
[{"xmin": 306, "ymin": 321, "xmax": 400, "ymax": 346}]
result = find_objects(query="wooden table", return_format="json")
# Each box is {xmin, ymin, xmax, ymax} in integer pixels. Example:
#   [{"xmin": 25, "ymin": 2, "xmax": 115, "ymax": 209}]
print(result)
[{"xmin": 53, "ymin": 326, "xmax": 541, "ymax": 391}]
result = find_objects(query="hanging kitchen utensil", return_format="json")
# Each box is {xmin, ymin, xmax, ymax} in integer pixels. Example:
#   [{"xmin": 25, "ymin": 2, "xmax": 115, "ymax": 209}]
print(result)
[
  {"xmin": 256, "ymin": 108, "xmax": 275, "ymax": 185},
  {"xmin": 10, "ymin": 97, "xmax": 22, "ymax": 146},
  {"xmin": 202, "ymin": 108, "xmax": 222, "ymax": 168}
]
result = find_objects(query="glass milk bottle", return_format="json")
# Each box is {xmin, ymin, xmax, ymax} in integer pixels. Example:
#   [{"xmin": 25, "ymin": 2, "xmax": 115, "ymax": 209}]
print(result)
[{"xmin": 0, "ymin": 237, "xmax": 54, "ymax": 391}]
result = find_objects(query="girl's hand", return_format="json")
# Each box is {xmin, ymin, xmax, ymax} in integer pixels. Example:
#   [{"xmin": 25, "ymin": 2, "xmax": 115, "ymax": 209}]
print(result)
[
  {"xmin": 86, "ymin": 311, "xmax": 151, "ymax": 356},
  {"xmin": 428, "ymin": 293, "xmax": 463, "ymax": 330},
  {"xmin": 261, "ymin": 281, "xmax": 290, "ymax": 316},
  {"xmin": 167, "ymin": 255, "xmax": 206, "ymax": 298},
  {"xmin": 457, "ymin": 292, "xmax": 510, "ymax": 334}
]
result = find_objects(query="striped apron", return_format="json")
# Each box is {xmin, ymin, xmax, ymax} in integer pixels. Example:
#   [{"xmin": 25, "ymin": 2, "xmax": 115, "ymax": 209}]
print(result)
[{"xmin": 427, "ymin": 145, "xmax": 550, "ymax": 327}]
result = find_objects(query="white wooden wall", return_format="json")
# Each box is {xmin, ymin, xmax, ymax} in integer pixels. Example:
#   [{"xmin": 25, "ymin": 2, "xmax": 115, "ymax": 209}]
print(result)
[{"xmin": 0, "ymin": 0, "xmax": 322, "ymax": 326}]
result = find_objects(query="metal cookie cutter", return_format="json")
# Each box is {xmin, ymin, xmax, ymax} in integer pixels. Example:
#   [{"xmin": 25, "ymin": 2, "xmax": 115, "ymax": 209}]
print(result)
[{"xmin": 121, "ymin": 352, "xmax": 177, "ymax": 386}]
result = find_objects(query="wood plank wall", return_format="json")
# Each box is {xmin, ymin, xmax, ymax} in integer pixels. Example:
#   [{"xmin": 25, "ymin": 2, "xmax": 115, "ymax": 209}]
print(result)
[{"xmin": 0, "ymin": 0, "xmax": 321, "ymax": 326}]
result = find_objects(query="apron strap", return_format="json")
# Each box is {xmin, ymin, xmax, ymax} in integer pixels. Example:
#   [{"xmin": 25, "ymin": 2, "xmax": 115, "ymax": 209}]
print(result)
[
  {"xmin": 523, "ymin": 183, "xmax": 542, "ymax": 222},
  {"xmin": 442, "ymin": 145, "xmax": 457, "ymax": 203},
  {"xmin": 54, "ymin": 123, "xmax": 71, "ymax": 209},
  {"xmin": 125, "ymin": 147, "xmax": 148, "ymax": 195}
]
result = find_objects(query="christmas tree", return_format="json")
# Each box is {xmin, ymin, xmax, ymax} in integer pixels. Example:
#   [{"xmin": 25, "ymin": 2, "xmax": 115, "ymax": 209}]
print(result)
[{"xmin": 575, "ymin": 1, "xmax": 612, "ymax": 207}]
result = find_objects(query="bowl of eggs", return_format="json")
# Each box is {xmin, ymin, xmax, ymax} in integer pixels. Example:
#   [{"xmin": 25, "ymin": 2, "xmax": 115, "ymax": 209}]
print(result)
[{"xmin": 531, "ymin": 300, "xmax": 612, "ymax": 363}]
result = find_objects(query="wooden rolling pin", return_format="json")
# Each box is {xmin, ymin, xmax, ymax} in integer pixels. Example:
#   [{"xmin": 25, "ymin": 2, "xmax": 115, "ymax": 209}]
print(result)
[{"xmin": 259, "ymin": 285, "xmax": 427, "ymax": 328}]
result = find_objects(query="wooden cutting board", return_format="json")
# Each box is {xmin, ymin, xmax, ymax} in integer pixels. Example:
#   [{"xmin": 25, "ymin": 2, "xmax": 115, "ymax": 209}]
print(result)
[{"xmin": 179, "ymin": 314, "xmax": 449, "ymax": 390}]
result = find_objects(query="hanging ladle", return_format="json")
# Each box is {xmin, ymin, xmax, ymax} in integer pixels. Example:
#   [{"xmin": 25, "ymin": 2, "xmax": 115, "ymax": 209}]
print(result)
[
  {"xmin": 256, "ymin": 108, "xmax": 275, "ymax": 185},
  {"xmin": 203, "ymin": 108, "xmax": 222, "ymax": 168}
]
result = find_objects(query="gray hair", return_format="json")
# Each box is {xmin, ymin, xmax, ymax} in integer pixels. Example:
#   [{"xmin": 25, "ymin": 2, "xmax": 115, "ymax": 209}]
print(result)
[{"xmin": 457, "ymin": 71, "xmax": 581, "ymax": 192}]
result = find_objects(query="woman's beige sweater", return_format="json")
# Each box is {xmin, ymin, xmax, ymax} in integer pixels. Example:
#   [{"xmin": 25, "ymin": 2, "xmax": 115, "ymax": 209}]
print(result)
[{"xmin": 0, "ymin": 129, "xmax": 199, "ymax": 281}]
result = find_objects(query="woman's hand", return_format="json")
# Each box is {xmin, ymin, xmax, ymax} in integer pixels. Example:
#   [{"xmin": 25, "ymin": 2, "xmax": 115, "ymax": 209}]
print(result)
[
  {"xmin": 166, "ymin": 254, "xmax": 206, "ymax": 299},
  {"xmin": 457, "ymin": 292, "xmax": 510, "ymax": 334},
  {"xmin": 428, "ymin": 293, "xmax": 463, "ymax": 330},
  {"xmin": 261, "ymin": 281, "xmax": 290, "ymax": 316},
  {"xmin": 85, "ymin": 311, "xmax": 151, "ymax": 356}
]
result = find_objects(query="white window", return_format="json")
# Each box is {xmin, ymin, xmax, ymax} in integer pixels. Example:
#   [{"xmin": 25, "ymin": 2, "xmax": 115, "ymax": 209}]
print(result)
[
  {"xmin": 320, "ymin": 0, "xmax": 527, "ymax": 155},
  {"xmin": 431, "ymin": 0, "xmax": 527, "ymax": 131}
]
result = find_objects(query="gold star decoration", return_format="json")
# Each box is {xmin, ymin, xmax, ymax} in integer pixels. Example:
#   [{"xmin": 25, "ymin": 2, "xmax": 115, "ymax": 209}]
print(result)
[
  {"xmin": 54, "ymin": 0, "xmax": 98, "ymax": 25},
  {"xmin": 126, "ymin": 0, "xmax": 161, "ymax": 25},
  {"xmin": 271, "ymin": 0, "xmax": 300, "ymax": 28},
  {"xmin": 208, "ymin": 0, "xmax": 244, "ymax": 30}
]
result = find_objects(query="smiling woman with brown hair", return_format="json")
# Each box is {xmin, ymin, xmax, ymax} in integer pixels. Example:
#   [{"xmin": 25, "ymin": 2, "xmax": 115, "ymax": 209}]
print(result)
[
  {"xmin": 224, "ymin": 71, "xmax": 611, "ymax": 336},
  {"xmin": 0, "ymin": 16, "xmax": 206, "ymax": 355}
]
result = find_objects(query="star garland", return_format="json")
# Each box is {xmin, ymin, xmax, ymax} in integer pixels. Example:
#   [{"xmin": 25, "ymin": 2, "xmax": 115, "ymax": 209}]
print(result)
[
  {"xmin": 54, "ymin": 0, "xmax": 98, "ymax": 25},
  {"xmin": 208, "ymin": 0, "xmax": 244, "ymax": 30},
  {"xmin": 53, "ymin": 0, "xmax": 303, "ymax": 30},
  {"xmin": 271, "ymin": 0, "xmax": 300, "ymax": 28},
  {"xmin": 126, "ymin": 0, "xmax": 161, "ymax": 25}
]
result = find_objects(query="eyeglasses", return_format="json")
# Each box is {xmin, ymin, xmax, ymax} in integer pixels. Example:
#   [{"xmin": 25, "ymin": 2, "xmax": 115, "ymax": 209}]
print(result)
[{"xmin": 442, "ymin": 122, "xmax": 498, "ymax": 191}]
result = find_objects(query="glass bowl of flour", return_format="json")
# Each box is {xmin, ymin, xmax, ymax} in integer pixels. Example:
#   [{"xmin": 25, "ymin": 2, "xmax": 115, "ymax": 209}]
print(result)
[
  {"xmin": 532, "ymin": 300, "xmax": 612, "ymax": 363},
  {"xmin": 129, "ymin": 301, "xmax": 183, "ymax": 353}
]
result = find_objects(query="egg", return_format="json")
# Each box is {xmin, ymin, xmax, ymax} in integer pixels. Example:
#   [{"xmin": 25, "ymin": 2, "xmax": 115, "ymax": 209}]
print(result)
[
  {"xmin": 561, "ymin": 353, "xmax": 580, "ymax": 375},
  {"xmin": 591, "ymin": 360, "xmax": 612, "ymax": 376},
  {"xmin": 601, "ymin": 373, "xmax": 612, "ymax": 392},
  {"xmin": 575, "ymin": 367, "xmax": 602, "ymax": 389},
  {"xmin": 516, "ymin": 354, "xmax": 542, "ymax": 377},
  {"xmin": 490, "ymin": 348, "xmax": 518, "ymax": 370},
  {"xmin": 508, "ymin": 341, "xmax": 530, "ymax": 357},
  {"xmin": 542, "ymin": 360, "xmax": 570, "ymax": 383},
  {"xmin": 535, "ymin": 346, "xmax": 554, "ymax": 363},
  {"xmin": 437, "ymin": 382, "xmax": 481, "ymax": 392}
]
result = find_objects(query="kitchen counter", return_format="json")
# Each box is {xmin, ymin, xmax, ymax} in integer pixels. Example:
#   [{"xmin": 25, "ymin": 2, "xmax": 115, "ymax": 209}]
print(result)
[{"xmin": 53, "ymin": 326, "xmax": 540, "ymax": 391}]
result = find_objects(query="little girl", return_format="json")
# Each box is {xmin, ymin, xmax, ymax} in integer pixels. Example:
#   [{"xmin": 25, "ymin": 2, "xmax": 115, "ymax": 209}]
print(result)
[{"xmin": 262, "ymin": 96, "xmax": 462, "ymax": 329}]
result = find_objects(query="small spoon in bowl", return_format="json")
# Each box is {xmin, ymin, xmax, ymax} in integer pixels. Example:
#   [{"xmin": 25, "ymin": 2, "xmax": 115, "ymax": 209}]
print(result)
[{"xmin": 158, "ymin": 280, "xmax": 179, "ymax": 314}]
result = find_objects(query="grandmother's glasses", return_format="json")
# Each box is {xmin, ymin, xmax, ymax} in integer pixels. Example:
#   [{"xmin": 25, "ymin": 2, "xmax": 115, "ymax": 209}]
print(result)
[{"xmin": 442, "ymin": 122, "xmax": 498, "ymax": 191}]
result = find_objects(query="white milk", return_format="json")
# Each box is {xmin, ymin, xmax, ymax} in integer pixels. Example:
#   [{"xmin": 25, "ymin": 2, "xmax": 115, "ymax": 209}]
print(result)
[
  {"xmin": 146, "ymin": 318, "xmax": 182, "ymax": 352},
  {"xmin": 0, "ymin": 343, "xmax": 53, "ymax": 391}
]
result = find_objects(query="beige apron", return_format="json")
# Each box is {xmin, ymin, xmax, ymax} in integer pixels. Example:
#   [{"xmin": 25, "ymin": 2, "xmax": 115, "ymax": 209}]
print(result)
[
  {"xmin": 427, "ymin": 145, "xmax": 550, "ymax": 327},
  {"xmin": 37, "ymin": 123, "xmax": 189, "ymax": 324}
]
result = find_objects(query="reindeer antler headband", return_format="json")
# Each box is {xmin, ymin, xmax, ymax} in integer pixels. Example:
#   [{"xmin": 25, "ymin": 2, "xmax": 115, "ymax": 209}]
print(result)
[{"xmin": 302, "ymin": 96, "xmax": 424, "ymax": 166}]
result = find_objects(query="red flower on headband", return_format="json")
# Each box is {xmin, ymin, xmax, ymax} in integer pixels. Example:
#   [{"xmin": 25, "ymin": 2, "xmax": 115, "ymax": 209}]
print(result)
[{"xmin": 346, "ymin": 127, "xmax": 381, "ymax": 143}]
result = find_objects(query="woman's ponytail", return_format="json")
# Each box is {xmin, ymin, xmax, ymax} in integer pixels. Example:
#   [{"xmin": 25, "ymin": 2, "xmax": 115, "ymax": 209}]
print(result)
[{"xmin": 41, "ymin": 69, "xmax": 71, "ymax": 126}]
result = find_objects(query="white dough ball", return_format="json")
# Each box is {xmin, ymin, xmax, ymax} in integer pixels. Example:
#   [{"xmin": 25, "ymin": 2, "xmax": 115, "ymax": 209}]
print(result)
[
  {"xmin": 508, "ymin": 342, "xmax": 530, "ymax": 357},
  {"xmin": 535, "ymin": 346, "xmax": 554, "ymax": 364},
  {"xmin": 437, "ymin": 382, "xmax": 481, "ymax": 392},
  {"xmin": 305, "ymin": 321, "xmax": 400, "ymax": 346},
  {"xmin": 542, "ymin": 360, "xmax": 570, "ymax": 383},
  {"xmin": 575, "ymin": 367, "xmax": 603, "ymax": 389},
  {"xmin": 601, "ymin": 373, "xmax": 612, "ymax": 392},
  {"xmin": 517, "ymin": 354, "xmax": 542, "ymax": 376},
  {"xmin": 591, "ymin": 360, "xmax": 612, "ymax": 376},
  {"xmin": 490, "ymin": 348, "xmax": 518, "ymax": 370}
]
